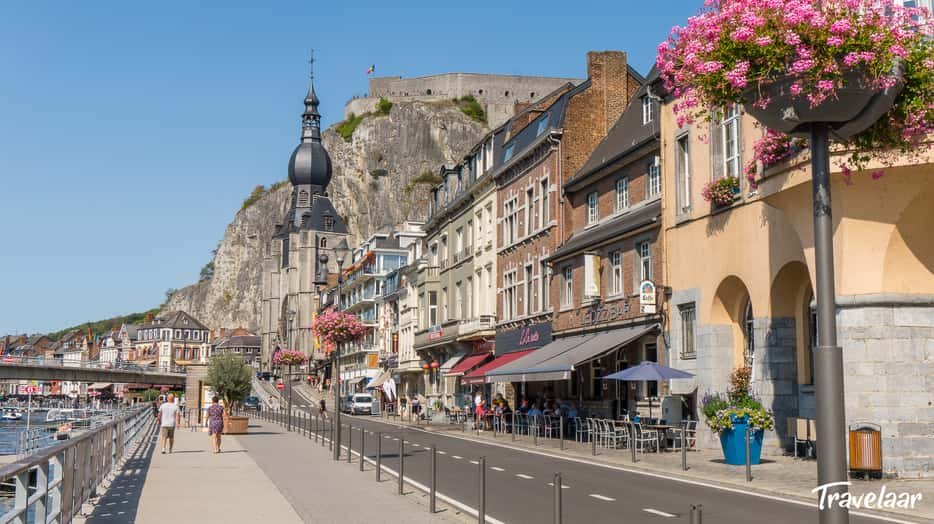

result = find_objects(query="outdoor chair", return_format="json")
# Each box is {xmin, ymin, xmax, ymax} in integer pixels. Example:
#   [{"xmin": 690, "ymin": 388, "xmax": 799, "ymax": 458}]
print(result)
[
  {"xmin": 514, "ymin": 413, "xmax": 528, "ymax": 436},
  {"xmin": 667, "ymin": 420, "xmax": 696, "ymax": 450},
  {"xmin": 543, "ymin": 415, "xmax": 560, "ymax": 439},
  {"xmin": 528, "ymin": 414, "xmax": 543, "ymax": 438},
  {"xmin": 632, "ymin": 422, "xmax": 659, "ymax": 453},
  {"xmin": 605, "ymin": 420, "xmax": 629, "ymax": 449},
  {"xmin": 571, "ymin": 417, "xmax": 587, "ymax": 442},
  {"xmin": 808, "ymin": 419, "xmax": 818, "ymax": 457}
]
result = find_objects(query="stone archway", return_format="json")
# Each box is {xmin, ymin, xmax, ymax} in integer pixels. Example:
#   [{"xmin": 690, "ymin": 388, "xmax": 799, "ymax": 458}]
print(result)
[{"xmin": 710, "ymin": 275, "xmax": 752, "ymax": 371}]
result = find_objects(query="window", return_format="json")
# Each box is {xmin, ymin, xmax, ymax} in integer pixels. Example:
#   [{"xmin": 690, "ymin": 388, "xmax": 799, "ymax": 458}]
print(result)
[
  {"xmin": 647, "ymin": 156, "xmax": 662, "ymax": 198},
  {"xmin": 441, "ymin": 236, "xmax": 448, "ymax": 264},
  {"xmin": 675, "ymin": 134, "xmax": 691, "ymax": 214},
  {"xmin": 466, "ymin": 276, "xmax": 473, "ymax": 318},
  {"xmin": 428, "ymin": 291, "xmax": 438, "ymax": 326},
  {"xmin": 680, "ymin": 304, "xmax": 697, "ymax": 359},
  {"xmin": 503, "ymin": 271, "xmax": 517, "ymax": 320},
  {"xmin": 526, "ymin": 187, "xmax": 535, "ymax": 236},
  {"xmin": 584, "ymin": 255, "xmax": 601, "ymax": 298},
  {"xmin": 536, "ymin": 115, "xmax": 550, "ymax": 136},
  {"xmin": 806, "ymin": 293, "xmax": 817, "ymax": 385},
  {"xmin": 587, "ymin": 192, "xmax": 599, "ymax": 224},
  {"xmin": 503, "ymin": 143, "xmax": 515, "ymax": 162},
  {"xmin": 616, "ymin": 178, "xmax": 630, "ymax": 211},
  {"xmin": 638, "ymin": 240, "xmax": 652, "ymax": 282},
  {"xmin": 712, "ymin": 104, "xmax": 741, "ymax": 179},
  {"xmin": 455, "ymin": 227, "xmax": 463, "ymax": 255},
  {"xmin": 465, "ymin": 220, "xmax": 472, "ymax": 249},
  {"xmin": 503, "ymin": 198, "xmax": 518, "ymax": 245},
  {"xmin": 455, "ymin": 282, "xmax": 463, "ymax": 320},
  {"xmin": 743, "ymin": 300, "xmax": 755, "ymax": 377},
  {"xmin": 540, "ymin": 261, "xmax": 550, "ymax": 310},
  {"xmin": 610, "ymin": 251, "xmax": 623, "ymax": 295},
  {"xmin": 320, "ymin": 237, "xmax": 328, "ymax": 249},
  {"xmin": 430, "ymin": 243, "xmax": 438, "ymax": 266},
  {"xmin": 540, "ymin": 178, "xmax": 549, "ymax": 228},
  {"xmin": 562, "ymin": 266, "xmax": 573, "ymax": 307},
  {"xmin": 525, "ymin": 264, "xmax": 535, "ymax": 314},
  {"xmin": 442, "ymin": 287, "xmax": 448, "ymax": 322},
  {"xmin": 641, "ymin": 96, "xmax": 654, "ymax": 124},
  {"xmin": 323, "ymin": 215, "xmax": 334, "ymax": 231}
]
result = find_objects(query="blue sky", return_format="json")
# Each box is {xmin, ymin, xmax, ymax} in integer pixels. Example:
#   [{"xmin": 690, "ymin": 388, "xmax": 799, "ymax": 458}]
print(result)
[{"xmin": 0, "ymin": 1, "xmax": 701, "ymax": 335}]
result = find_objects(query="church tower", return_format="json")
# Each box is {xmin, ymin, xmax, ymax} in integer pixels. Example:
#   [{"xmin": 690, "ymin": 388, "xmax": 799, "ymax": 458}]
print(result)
[{"xmin": 261, "ymin": 62, "xmax": 349, "ymax": 372}]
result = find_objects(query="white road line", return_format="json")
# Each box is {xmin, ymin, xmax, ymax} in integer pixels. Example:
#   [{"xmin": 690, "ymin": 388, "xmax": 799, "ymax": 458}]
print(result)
[
  {"xmin": 452, "ymin": 455, "xmax": 463, "ymax": 460},
  {"xmin": 516, "ymin": 474, "xmax": 534, "ymax": 480},
  {"xmin": 547, "ymin": 482, "xmax": 571, "ymax": 489},
  {"xmin": 469, "ymin": 460, "xmax": 479, "ymax": 465},
  {"xmin": 642, "ymin": 508, "xmax": 676, "ymax": 518},
  {"xmin": 589, "ymin": 494, "xmax": 615, "ymax": 502},
  {"xmin": 490, "ymin": 466, "xmax": 505, "ymax": 472},
  {"xmin": 411, "ymin": 443, "xmax": 421, "ymax": 447},
  {"xmin": 438, "ymin": 451, "xmax": 447, "ymax": 455}
]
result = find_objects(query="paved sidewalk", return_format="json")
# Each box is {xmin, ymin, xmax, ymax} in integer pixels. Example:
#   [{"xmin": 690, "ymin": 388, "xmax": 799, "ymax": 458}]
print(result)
[
  {"xmin": 133, "ymin": 426, "xmax": 303, "ymax": 524},
  {"xmin": 235, "ymin": 420, "xmax": 470, "ymax": 524}
]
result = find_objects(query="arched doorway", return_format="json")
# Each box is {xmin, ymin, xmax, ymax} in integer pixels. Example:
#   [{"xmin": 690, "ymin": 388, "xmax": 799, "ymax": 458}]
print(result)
[{"xmin": 711, "ymin": 275, "xmax": 753, "ymax": 371}]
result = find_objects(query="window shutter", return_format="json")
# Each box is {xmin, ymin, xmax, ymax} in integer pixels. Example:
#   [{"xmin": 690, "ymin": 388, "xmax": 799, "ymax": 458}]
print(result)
[
  {"xmin": 710, "ymin": 114, "xmax": 723, "ymax": 180},
  {"xmin": 584, "ymin": 255, "xmax": 600, "ymax": 297}
]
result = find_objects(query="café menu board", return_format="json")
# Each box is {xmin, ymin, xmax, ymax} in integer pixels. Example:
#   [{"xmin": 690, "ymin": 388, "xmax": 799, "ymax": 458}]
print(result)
[{"xmin": 494, "ymin": 323, "xmax": 553, "ymax": 354}]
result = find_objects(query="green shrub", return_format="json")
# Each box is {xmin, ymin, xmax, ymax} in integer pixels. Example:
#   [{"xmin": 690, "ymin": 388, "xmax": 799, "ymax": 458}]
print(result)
[
  {"xmin": 376, "ymin": 97, "xmax": 393, "ymax": 116},
  {"xmin": 241, "ymin": 185, "xmax": 266, "ymax": 211},
  {"xmin": 335, "ymin": 112, "xmax": 365, "ymax": 142},
  {"xmin": 456, "ymin": 95, "xmax": 486, "ymax": 123}
]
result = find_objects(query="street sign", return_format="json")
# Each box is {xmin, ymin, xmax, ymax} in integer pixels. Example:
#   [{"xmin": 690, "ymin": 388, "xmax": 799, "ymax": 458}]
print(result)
[
  {"xmin": 23, "ymin": 385, "xmax": 40, "ymax": 394},
  {"xmin": 276, "ymin": 382, "xmax": 284, "ymax": 391},
  {"xmin": 639, "ymin": 280, "xmax": 657, "ymax": 314}
]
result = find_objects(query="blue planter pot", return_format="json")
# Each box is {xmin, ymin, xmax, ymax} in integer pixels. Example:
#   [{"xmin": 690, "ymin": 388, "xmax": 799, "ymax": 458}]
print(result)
[{"xmin": 719, "ymin": 418, "xmax": 764, "ymax": 465}]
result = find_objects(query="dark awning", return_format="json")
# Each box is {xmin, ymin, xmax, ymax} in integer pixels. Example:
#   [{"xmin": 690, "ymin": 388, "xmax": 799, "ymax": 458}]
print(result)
[
  {"xmin": 444, "ymin": 352, "xmax": 491, "ymax": 377},
  {"xmin": 461, "ymin": 349, "xmax": 535, "ymax": 385},
  {"xmin": 488, "ymin": 324, "xmax": 658, "ymax": 383}
]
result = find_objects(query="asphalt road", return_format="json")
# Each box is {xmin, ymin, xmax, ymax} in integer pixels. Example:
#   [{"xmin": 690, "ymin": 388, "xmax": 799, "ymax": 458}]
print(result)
[{"xmin": 263, "ymin": 389, "xmax": 908, "ymax": 524}]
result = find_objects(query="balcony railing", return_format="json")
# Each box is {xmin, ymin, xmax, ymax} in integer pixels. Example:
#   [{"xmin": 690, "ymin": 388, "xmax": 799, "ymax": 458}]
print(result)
[{"xmin": 458, "ymin": 315, "xmax": 496, "ymax": 335}]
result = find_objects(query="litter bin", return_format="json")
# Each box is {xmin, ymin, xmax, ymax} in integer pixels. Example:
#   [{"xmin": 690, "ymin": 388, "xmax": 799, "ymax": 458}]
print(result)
[{"xmin": 849, "ymin": 422, "xmax": 882, "ymax": 479}]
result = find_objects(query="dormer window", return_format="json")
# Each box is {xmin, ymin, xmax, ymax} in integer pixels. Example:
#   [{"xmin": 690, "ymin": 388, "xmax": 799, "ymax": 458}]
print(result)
[
  {"xmin": 536, "ymin": 115, "xmax": 550, "ymax": 137},
  {"xmin": 323, "ymin": 215, "xmax": 334, "ymax": 231},
  {"xmin": 642, "ymin": 96, "xmax": 654, "ymax": 125},
  {"xmin": 503, "ymin": 143, "xmax": 515, "ymax": 162}
]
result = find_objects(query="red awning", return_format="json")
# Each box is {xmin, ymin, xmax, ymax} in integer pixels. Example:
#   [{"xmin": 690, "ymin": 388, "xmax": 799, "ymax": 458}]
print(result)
[
  {"xmin": 444, "ymin": 352, "xmax": 491, "ymax": 377},
  {"xmin": 461, "ymin": 350, "xmax": 535, "ymax": 385}
]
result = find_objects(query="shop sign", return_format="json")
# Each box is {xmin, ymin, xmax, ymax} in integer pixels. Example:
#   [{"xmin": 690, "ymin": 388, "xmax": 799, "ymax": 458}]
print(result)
[
  {"xmin": 582, "ymin": 299, "xmax": 631, "ymax": 325},
  {"xmin": 428, "ymin": 326, "xmax": 443, "ymax": 340},
  {"xmin": 367, "ymin": 353, "xmax": 379, "ymax": 368},
  {"xmin": 640, "ymin": 280, "xmax": 657, "ymax": 314},
  {"xmin": 495, "ymin": 323, "xmax": 552, "ymax": 354}
]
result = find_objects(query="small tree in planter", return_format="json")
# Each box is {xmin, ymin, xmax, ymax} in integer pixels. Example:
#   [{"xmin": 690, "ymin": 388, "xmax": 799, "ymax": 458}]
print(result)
[
  {"xmin": 701, "ymin": 367, "xmax": 774, "ymax": 465},
  {"xmin": 206, "ymin": 353, "xmax": 253, "ymax": 434}
]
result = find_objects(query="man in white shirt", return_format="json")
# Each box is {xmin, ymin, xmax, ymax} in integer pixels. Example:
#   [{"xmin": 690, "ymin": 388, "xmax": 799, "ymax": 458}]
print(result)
[{"xmin": 157, "ymin": 394, "xmax": 181, "ymax": 454}]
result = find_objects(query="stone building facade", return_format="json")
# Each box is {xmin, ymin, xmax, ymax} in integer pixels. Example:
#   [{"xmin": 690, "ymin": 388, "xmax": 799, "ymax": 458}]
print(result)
[
  {"xmin": 660, "ymin": 94, "xmax": 934, "ymax": 477},
  {"xmin": 345, "ymin": 73, "xmax": 583, "ymax": 128}
]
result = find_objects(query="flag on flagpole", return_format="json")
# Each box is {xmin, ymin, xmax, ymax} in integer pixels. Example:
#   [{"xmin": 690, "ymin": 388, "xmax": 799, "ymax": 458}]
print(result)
[{"xmin": 366, "ymin": 64, "xmax": 375, "ymax": 75}]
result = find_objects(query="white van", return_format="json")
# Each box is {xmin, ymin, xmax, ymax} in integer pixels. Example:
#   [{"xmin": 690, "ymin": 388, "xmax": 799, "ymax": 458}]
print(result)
[{"xmin": 350, "ymin": 394, "xmax": 373, "ymax": 415}]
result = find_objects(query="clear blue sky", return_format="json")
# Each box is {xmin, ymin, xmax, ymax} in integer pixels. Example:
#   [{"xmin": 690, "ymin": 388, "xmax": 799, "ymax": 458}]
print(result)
[{"xmin": 0, "ymin": 1, "xmax": 701, "ymax": 335}]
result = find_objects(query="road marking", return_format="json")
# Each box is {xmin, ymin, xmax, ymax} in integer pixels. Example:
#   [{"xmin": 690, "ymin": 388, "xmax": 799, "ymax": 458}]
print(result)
[
  {"xmin": 393, "ymin": 438, "xmax": 399, "ymax": 441},
  {"xmin": 516, "ymin": 474, "xmax": 534, "ymax": 480},
  {"xmin": 469, "ymin": 460, "xmax": 479, "ymax": 465},
  {"xmin": 411, "ymin": 443, "xmax": 420, "ymax": 447},
  {"xmin": 547, "ymin": 482, "xmax": 570, "ymax": 489},
  {"xmin": 589, "ymin": 494, "xmax": 615, "ymax": 502},
  {"xmin": 642, "ymin": 508, "xmax": 676, "ymax": 518},
  {"xmin": 438, "ymin": 450, "xmax": 447, "ymax": 455},
  {"xmin": 452, "ymin": 455, "xmax": 463, "ymax": 460},
  {"xmin": 490, "ymin": 466, "xmax": 505, "ymax": 472}
]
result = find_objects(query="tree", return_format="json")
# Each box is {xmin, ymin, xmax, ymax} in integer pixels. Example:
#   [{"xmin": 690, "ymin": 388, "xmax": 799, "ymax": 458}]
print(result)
[
  {"xmin": 199, "ymin": 261, "xmax": 215, "ymax": 281},
  {"xmin": 206, "ymin": 353, "xmax": 253, "ymax": 415}
]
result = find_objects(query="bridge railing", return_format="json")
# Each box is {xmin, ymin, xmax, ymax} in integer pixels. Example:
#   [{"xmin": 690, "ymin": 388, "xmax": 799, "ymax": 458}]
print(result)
[
  {"xmin": 0, "ymin": 404, "xmax": 151, "ymax": 524},
  {"xmin": 0, "ymin": 356, "xmax": 185, "ymax": 375}
]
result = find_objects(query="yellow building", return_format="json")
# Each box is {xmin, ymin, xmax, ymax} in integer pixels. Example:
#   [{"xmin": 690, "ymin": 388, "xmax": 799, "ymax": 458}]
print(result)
[{"xmin": 660, "ymin": 100, "xmax": 934, "ymax": 478}]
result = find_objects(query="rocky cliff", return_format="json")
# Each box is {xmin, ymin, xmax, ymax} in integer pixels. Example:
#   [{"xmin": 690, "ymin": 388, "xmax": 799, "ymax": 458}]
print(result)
[{"xmin": 162, "ymin": 100, "xmax": 488, "ymax": 331}]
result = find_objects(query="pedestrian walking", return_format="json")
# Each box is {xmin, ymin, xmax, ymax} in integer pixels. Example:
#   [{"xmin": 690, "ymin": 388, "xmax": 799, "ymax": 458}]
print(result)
[
  {"xmin": 319, "ymin": 398, "xmax": 328, "ymax": 419},
  {"xmin": 207, "ymin": 396, "xmax": 224, "ymax": 453},
  {"xmin": 157, "ymin": 393, "xmax": 181, "ymax": 454}
]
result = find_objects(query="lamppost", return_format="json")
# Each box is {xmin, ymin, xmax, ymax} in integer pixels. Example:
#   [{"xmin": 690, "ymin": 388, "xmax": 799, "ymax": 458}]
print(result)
[
  {"xmin": 287, "ymin": 309, "xmax": 296, "ymax": 431},
  {"xmin": 331, "ymin": 238, "xmax": 350, "ymax": 461}
]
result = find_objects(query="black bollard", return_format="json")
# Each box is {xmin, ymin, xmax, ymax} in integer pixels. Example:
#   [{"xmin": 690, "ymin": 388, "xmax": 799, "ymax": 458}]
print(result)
[
  {"xmin": 329, "ymin": 420, "xmax": 333, "ymax": 452},
  {"xmin": 553, "ymin": 472, "xmax": 563, "ymax": 524},
  {"xmin": 512, "ymin": 411, "xmax": 516, "ymax": 441},
  {"xmin": 681, "ymin": 421, "xmax": 688, "ymax": 471},
  {"xmin": 478, "ymin": 456, "xmax": 486, "ymax": 524},
  {"xmin": 359, "ymin": 428, "xmax": 365, "ymax": 472},
  {"xmin": 631, "ymin": 425, "xmax": 637, "ymax": 463},
  {"xmin": 376, "ymin": 432, "xmax": 382, "ymax": 482},
  {"xmin": 430, "ymin": 444, "xmax": 437, "ymax": 513},
  {"xmin": 348, "ymin": 424, "xmax": 353, "ymax": 463},
  {"xmin": 398, "ymin": 438, "xmax": 405, "ymax": 495},
  {"xmin": 592, "ymin": 430, "xmax": 597, "ymax": 456},
  {"xmin": 560, "ymin": 416, "xmax": 565, "ymax": 451},
  {"xmin": 315, "ymin": 416, "xmax": 319, "ymax": 443},
  {"xmin": 745, "ymin": 426, "xmax": 752, "ymax": 482},
  {"xmin": 690, "ymin": 504, "xmax": 703, "ymax": 524}
]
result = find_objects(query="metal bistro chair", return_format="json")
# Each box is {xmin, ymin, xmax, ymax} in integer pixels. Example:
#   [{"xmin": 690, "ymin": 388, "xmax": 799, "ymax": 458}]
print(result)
[
  {"xmin": 571, "ymin": 417, "xmax": 588, "ymax": 443},
  {"xmin": 543, "ymin": 415, "xmax": 561, "ymax": 439},
  {"xmin": 667, "ymin": 420, "xmax": 697, "ymax": 451},
  {"xmin": 594, "ymin": 419, "xmax": 612, "ymax": 448},
  {"xmin": 528, "ymin": 414, "xmax": 543, "ymax": 439},
  {"xmin": 632, "ymin": 422, "xmax": 659, "ymax": 453},
  {"xmin": 601, "ymin": 419, "xmax": 626, "ymax": 449}
]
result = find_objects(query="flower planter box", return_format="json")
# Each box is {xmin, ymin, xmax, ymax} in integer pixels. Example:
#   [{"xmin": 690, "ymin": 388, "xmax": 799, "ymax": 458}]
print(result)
[
  {"xmin": 742, "ymin": 65, "xmax": 904, "ymax": 141},
  {"xmin": 224, "ymin": 415, "xmax": 249, "ymax": 434},
  {"xmin": 719, "ymin": 419, "xmax": 764, "ymax": 465}
]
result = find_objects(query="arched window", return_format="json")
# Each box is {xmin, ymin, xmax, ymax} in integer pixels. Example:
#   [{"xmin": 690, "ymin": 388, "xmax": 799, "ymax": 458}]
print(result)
[
  {"xmin": 505, "ymin": 90, "xmax": 510, "ymax": 97},
  {"xmin": 806, "ymin": 291, "xmax": 817, "ymax": 385},
  {"xmin": 426, "ymin": 89, "xmax": 432, "ymax": 95},
  {"xmin": 530, "ymin": 92, "xmax": 536, "ymax": 98},
  {"xmin": 743, "ymin": 300, "xmax": 755, "ymax": 371},
  {"xmin": 298, "ymin": 190, "xmax": 310, "ymax": 207},
  {"xmin": 320, "ymin": 237, "xmax": 328, "ymax": 249}
]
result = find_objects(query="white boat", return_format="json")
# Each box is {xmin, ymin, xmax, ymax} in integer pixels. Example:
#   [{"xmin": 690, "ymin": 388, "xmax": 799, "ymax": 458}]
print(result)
[{"xmin": 1, "ymin": 408, "xmax": 23, "ymax": 421}]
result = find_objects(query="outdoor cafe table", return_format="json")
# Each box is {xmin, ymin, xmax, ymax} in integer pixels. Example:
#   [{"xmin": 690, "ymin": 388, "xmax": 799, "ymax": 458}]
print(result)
[{"xmin": 644, "ymin": 424, "xmax": 676, "ymax": 452}]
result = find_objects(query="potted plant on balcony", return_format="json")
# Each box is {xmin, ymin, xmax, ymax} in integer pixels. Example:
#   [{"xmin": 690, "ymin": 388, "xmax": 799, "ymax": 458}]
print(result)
[
  {"xmin": 657, "ymin": 0, "xmax": 934, "ymax": 178},
  {"xmin": 701, "ymin": 175, "xmax": 741, "ymax": 206},
  {"xmin": 206, "ymin": 353, "xmax": 253, "ymax": 434},
  {"xmin": 701, "ymin": 367, "xmax": 774, "ymax": 465}
]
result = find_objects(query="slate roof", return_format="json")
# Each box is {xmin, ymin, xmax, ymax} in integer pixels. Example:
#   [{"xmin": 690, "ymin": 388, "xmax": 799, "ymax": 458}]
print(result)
[
  {"xmin": 548, "ymin": 199, "xmax": 662, "ymax": 262},
  {"xmin": 571, "ymin": 66, "xmax": 660, "ymax": 184},
  {"xmin": 215, "ymin": 335, "xmax": 261, "ymax": 349},
  {"xmin": 142, "ymin": 311, "xmax": 209, "ymax": 331},
  {"xmin": 274, "ymin": 193, "xmax": 349, "ymax": 239}
]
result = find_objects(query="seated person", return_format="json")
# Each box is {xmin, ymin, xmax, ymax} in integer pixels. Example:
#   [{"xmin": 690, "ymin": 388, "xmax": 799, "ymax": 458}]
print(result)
[
  {"xmin": 564, "ymin": 401, "xmax": 579, "ymax": 419},
  {"xmin": 518, "ymin": 399, "xmax": 530, "ymax": 414},
  {"xmin": 527, "ymin": 403, "xmax": 543, "ymax": 418}
]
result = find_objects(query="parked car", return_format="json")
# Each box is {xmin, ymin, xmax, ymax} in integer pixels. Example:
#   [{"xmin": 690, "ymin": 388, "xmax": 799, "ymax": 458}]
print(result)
[
  {"xmin": 350, "ymin": 394, "xmax": 373, "ymax": 415},
  {"xmin": 340, "ymin": 395, "xmax": 354, "ymax": 413},
  {"xmin": 242, "ymin": 396, "xmax": 261, "ymax": 411}
]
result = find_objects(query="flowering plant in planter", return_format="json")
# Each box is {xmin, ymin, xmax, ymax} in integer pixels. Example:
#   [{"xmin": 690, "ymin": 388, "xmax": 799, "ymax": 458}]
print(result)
[
  {"xmin": 273, "ymin": 350, "xmax": 307, "ymax": 367},
  {"xmin": 701, "ymin": 367, "xmax": 775, "ymax": 433},
  {"xmin": 312, "ymin": 311, "xmax": 367, "ymax": 345},
  {"xmin": 702, "ymin": 175, "xmax": 741, "ymax": 205},
  {"xmin": 745, "ymin": 129, "xmax": 809, "ymax": 187},
  {"xmin": 657, "ymin": 0, "xmax": 934, "ymax": 175}
]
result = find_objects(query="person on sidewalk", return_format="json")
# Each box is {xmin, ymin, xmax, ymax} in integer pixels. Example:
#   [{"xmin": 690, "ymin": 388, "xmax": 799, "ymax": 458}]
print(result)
[
  {"xmin": 157, "ymin": 394, "xmax": 181, "ymax": 454},
  {"xmin": 318, "ymin": 398, "xmax": 328, "ymax": 419},
  {"xmin": 207, "ymin": 396, "xmax": 224, "ymax": 453}
]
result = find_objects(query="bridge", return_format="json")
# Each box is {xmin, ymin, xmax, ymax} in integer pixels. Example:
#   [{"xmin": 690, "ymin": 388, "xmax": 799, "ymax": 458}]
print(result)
[{"xmin": 0, "ymin": 359, "xmax": 186, "ymax": 386}]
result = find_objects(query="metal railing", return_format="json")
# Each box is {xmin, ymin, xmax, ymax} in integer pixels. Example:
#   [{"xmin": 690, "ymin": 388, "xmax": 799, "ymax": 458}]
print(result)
[
  {"xmin": 0, "ymin": 356, "xmax": 185, "ymax": 375},
  {"xmin": 0, "ymin": 404, "xmax": 151, "ymax": 524}
]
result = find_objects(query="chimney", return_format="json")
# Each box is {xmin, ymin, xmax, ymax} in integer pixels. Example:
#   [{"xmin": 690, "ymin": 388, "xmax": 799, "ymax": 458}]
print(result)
[{"xmin": 586, "ymin": 51, "xmax": 631, "ymax": 136}]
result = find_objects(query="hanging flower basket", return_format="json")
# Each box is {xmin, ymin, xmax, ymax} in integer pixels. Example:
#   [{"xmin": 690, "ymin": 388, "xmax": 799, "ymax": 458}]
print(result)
[
  {"xmin": 657, "ymin": 0, "xmax": 934, "ymax": 175},
  {"xmin": 312, "ymin": 311, "xmax": 367, "ymax": 346},
  {"xmin": 702, "ymin": 175, "xmax": 741, "ymax": 205},
  {"xmin": 273, "ymin": 350, "xmax": 307, "ymax": 367}
]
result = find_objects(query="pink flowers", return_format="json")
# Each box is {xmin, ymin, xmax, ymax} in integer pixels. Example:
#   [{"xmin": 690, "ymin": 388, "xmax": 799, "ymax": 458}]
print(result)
[
  {"xmin": 312, "ymin": 311, "xmax": 367, "ymax": 345},
  {"xmin": 816, "ymin": 80, "xmax": 835, "ymax": 91},
  {"xmin": 754, "ymin": 36, "xmax": 772, "ymax": 47},
  {"xmin": 274, "ymin": 350, "xmax": 307, "ymax": 367},
  {"xmin": 827, "ymin": 36, "xmax": 844, "ymax": 47},
  {"xmin": 790, "ymin": 59, "xmax": 815, "ymax": 74}
]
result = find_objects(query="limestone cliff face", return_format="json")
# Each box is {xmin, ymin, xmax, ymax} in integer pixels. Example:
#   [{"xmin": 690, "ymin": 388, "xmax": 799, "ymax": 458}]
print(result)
[{"xmin": 162, "ymin": 100, "xmax": 487, "ymax": 331}]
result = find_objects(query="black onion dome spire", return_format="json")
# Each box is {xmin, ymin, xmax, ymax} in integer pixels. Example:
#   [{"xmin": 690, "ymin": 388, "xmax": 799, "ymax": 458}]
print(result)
[{"xmin": 288, "ymin": 57, "xmax": 332, "ymax": 189}]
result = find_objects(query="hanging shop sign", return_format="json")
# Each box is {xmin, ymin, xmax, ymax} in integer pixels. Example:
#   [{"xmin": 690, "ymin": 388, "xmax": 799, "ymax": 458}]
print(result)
[{"xmin": 640, "ymin": 280, "xmax": 657, "ymax": 314}]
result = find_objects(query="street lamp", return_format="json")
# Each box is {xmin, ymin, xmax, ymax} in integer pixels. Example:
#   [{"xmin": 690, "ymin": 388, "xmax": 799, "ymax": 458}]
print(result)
[
  {"xmin": 331, "ymin": 238, "xmax": 350, "ymax": 461},
  {"xmin": 287, "ymin": 309, "xmax": 296, "ymax": 431}
]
